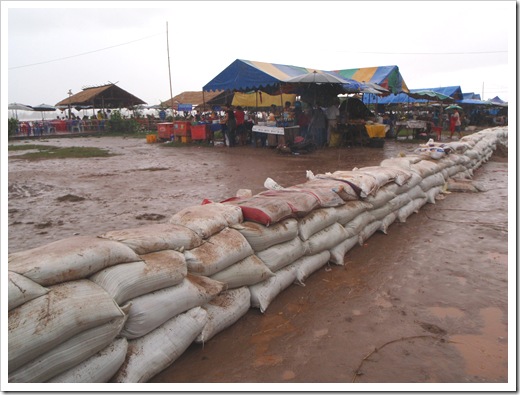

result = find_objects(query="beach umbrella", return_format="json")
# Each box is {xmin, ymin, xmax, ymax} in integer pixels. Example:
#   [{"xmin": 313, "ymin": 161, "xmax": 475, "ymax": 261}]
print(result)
[
  {"xmin": 285, "ymin": 71, "xmax": 358, "ymax": 105},
  {"xmin": 32, "ymin": 103, "xmax": 57, "ymax": 120},
  {"xmin": 8, "ymin": 102, "xmax": 33, "ymax": 119}
]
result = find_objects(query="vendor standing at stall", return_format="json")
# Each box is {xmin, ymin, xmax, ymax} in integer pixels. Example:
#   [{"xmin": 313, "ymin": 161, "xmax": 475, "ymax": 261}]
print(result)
[
  {"xmin": 222, "ymin": 105, "xmax": 237, "ymax": 147},
  {"xmin": 325, "ymin": 98, "xmax": 340, "ymax": 146}
]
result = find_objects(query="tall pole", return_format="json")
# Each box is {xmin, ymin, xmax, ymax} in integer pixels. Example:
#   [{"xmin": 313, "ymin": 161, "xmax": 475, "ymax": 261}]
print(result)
[
  {"xmin": 166, "ymin": 22, "xmax": 174, "ymax": 114},
  {"xmin": 482, "ymin": 82, "xmax": 484, "ymax": 100}
]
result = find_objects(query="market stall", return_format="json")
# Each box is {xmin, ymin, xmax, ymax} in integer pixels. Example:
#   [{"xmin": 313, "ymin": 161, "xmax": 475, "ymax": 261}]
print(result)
[{"xmin": 251, "ymin": 124, "xmax": 300, "ymax": 146}]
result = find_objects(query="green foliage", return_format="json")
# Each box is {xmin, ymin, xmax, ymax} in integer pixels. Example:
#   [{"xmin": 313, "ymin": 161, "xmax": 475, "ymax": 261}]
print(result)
[
  {"xmin": 8, "ymin": 118, "xmax": 19, "ymax": 137},
  {"xmin": 106, "ymin": 110, "xmax": 141, "ymax": 134}
]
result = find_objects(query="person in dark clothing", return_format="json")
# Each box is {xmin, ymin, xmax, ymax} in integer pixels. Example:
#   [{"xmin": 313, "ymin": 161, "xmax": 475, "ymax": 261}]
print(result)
[{"xmin": 222, "ymin": 105, "xmax": 237, "ymax": 147}]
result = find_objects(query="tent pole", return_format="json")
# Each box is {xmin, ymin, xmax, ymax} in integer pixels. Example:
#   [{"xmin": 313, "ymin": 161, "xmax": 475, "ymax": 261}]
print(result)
[{"xmin": 166, "ymin": 22, "xmax": 174, "ymax": 115}]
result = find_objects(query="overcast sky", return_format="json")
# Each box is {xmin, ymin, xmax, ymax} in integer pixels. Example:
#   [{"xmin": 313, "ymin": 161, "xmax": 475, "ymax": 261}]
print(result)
[{"xmin": 2, "ymin": 1, "xmax": 515, "ymax": 113}]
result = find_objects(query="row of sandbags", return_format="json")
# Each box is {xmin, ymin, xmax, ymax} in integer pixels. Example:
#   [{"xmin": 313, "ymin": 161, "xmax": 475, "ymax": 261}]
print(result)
[{"xmin": 7, "ymin": 127, "xmax": 508, "ymax": 383}]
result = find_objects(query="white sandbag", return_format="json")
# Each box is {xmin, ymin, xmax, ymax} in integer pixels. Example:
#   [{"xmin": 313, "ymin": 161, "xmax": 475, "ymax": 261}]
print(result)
[
  {"xmin": 90, "ymin": 250, "xmax": 187, "ymax": 305},
  {"xmin": 184, "ymin": 227, "xmax": 254, "ymax": 276},
  {"xmin": 249, "ymin": 265, "xmax": 297, "ymax": 313},
  {"xmin": 329, "ymin": 236, "xmax": 359, "ymax": 265},
  {"xmin": 327, "ymin": 170, "xmax": 380, "ymax": 197},
  {"xmin": 113, "ymin": 307, "xmax": 208, "ymax": 383},
  {"xmin": 406, "ymin": 184, "xmax": 428, "ymax": 201},
  {"xmin": 120, "ymin": 274, "xmax": 225, "ymax": 339},
  {"xmin": 302, "ymin": 178, "xmax": 360, "ymax": 201},
  {"xmin": 99, "ymin": 223, "xmax": 203, "ymax": 254},
  {"xmin": 292, "ymin": 251, "xmax": 331, "ymax": 286},
  {"xmin": 335, "ymin": 200, "xmax": 373, "ymax": 225},
  {"xmin": 47, "ymin": 338, "xmax": 128, "ymax": 383},
  {"xmin": 380, "ymin": 156, "xmax": 421, "ymax": 171},
  {"xmin": 258, "ymin": 190, "xmax": 320, "ymax": 217},
  {"xmin": 397, "ymin": 198, "xmax": 428, "ymax": 223},
  {"xmin": 390, "ymin": 171, "xmax": 423, "ymax": 195},
  {"xmin": 287, "ymin": 184, "xmax": 346, "ymax": 207},
  {"xmin": 169, "ymin": 202, "xmax": 243, "ymax": 239},
  {"xmin": 379, "ymin": 212, "xmax": 398, "ymax": 234},
  {"xmin": 369, "ymin": 193, "xmax": 411, "ymax": 221},
  {"xmin": 256, "ymin": 237, "xmax": 307, "ymax": 272},
  {"xmin": 8, "ymin": 236, "xmax": 141, "ymax": 286},
  {"xmin": 363, "ymin": 187, "xmax": 396, "ymax": 209},
  {"xmin": 353, "ymin": 166, "xmax": 413, "ymax": 187},
  {"xmin": 297, "ymin": 208, "xmax": 339, "ymax": 241},
  {"xmin": 425, "ymin": 186, "xmax": 443, "ymax": 204},
  {"xmin": 358, "ymin": 220, "xmax": 383, "ymax": 245},
  {"xmin": 236, "ymin": 219, "xmax": 299, "ymax": 252},
  {"xmin": 304, "ymin": 222, "xmax": 349, "ymax": 256},
  {"xmin": 196, "ymin": 287, "xmax": 251, "ymax": 344},
  {"xmin": 409, "ymin": 160, "xmax": 442, "ymax": 178},
  {"xmin": 210, "ymin": 255, "xmax": 274, "ymax": 289},
  {"xmin": 8, "ymin": 271, "xmax": 49, "ymax": 311},
  {"xmin": 9, "ymin": 280, "xmax": 125, "ymax": 373},
  {"xmin": 343, "ymin": 212, "xmax": 377, "ymax": 239},
  {"xmin": 419, "ymin": 172, "xmax": 446, "ymax": 192},
  {"xmin": 9, "ymin": 316, "xmax": 126, "ymax": 383},
  {"xmin": 446, "ymin": 179, "xmax": 481, "ymax": 193}
]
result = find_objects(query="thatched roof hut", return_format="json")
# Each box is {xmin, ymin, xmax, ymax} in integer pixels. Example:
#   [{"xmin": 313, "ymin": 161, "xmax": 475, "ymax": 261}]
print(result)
[
  {"xmin": 55, "ymin": 84, "xmax": 146, "ymax": 109},
  {"xmin": 161, "ymin": 91, "xmax": 223, "ymax": 111}
]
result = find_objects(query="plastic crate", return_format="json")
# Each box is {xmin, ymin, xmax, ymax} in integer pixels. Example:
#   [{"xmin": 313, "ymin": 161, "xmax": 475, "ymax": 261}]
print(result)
[
  {"xmin": 157, "ymin": 123, "xmax": 174, "ymax": 140},
  {"xmin": 173, "ymin": 121, "xmax": 191, "ymax": 136}
]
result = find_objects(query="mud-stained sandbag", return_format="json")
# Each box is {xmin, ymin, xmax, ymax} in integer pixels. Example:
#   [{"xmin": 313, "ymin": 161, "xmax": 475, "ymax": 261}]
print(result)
[
  {"xmin": 304, "ymin": 222, "xmax": 349, "ymax": 256},
  {"xmin": 424, "ymin": 186, "xmax": 443, "ymax": 204},
  {"xmin": 292, "ymin": 251, "xmax": 331, "ymax": 286},
  {"xmin": 258, "ymin": 190, "xmax": 320, "ymax": 217},
  {"xmin": 8, "ymin": 280, "xmax": 125, "ymax": 373},
  {"xmin": 8, "ymin": 236, "xmax": 141, "ymax": 287},
  {"xmin": 9, "ymin": 316, "xmax": 126, "ymax": 383},
  {"xmin": 8, "ymin": 271, "xmax": 49, "ymax": 311},
  {"xmin": 249, "ymin": 265, "xmax": 297, "ymax": 313},
  {"xmin": 446, "ymin": 178, "xmax": 481, "ymax": 193},
  {"xmin": 256, "ymin": 237, "xmax": 307, "ymax": 272},
  {"xmin": 120, "ymin": 274, "xmax": 224, "ymax": 339},
  {"xmin": 329, "ymin": 236, "xmax": 359, "ymax": 265},
  {"xmin": 236, "ymin": 219, "xmax": 298, "ymax": 252},
  {"xmin": 379, "ymin": 212, "xmax": 398, "ymax": 235},
  {"xmin": 419, "ymin": 172, "xmax": 446, "ymax": 192},
  {"xmin": 297, "ymin": 208, "xmax": 339, "ymax": 241},
  {"xmin": 287, "ymin": 184, "xmax": 346, "ymax": 208},
  {"xmin": 301, "ymin": 177, "xmax": 360, "ymax": 201},
  {"xmin": 389, "ymin": 171, "xmax": 423, "ymax": 195},
  {"xmin": 353, "ymin": 166, "xmax": 413, "ymax": 187},
  {"xmin": 335, "ymin": 200, "xmax": 373, "ymax": 226},
  {"xmin": 363, "ymin": 187, "xmax": 397, "ymax": 209},
  {"xmin": 169, "ymin": 202, "xmax": 243, "ymax": 239},
  {"xmin": 326, "ymin": 170, "xmax": 380, "ymax": 197},
  {"xmin": 409, "ymin": 160, "xmax": 442, "ymax": 178},
  {"xmin": 343, "ymin": 212, "xmax": 377, "ymax": 239},
  {"xmin": 184, "ymin": 227, "xmax": 254, "ymax": 276},
  {"xmin": 196, "ymin": 287, "xmax": 251, "ymax": 344},
  {"xmin": 358, "ymin": 220, "xmax": 383, "ymax": 245},
  {"xmin": 47, "ymin": 337, "xmax": 128, "ymax": 383},
  {"xmin": 223, "ymin": 195, "xmax": 294, "ymax": 226},
  {"xmin": 369, "ymin": 193, "xmax": 411, "ymax": 221},
  {"xmin": 406, "ymin": 185, "xmax": 428, "ymax": 201},
  {"xmin": 99, "ymin": 223, "xmax": 203, "ymax": 255},
  {"xmin": 90, "ymin": 250, "xmax": 187, "ymax": 305},
  {"xmin": 113, "ymin": 307, "xmax": 208, "ymax": 383},
  {"xmin": 210, "ymin": 255, "xmax": 274, "ymax": 289},
  {"xmin": 397, "ymin": 198, "xmax": 427, "ymax": 223}
]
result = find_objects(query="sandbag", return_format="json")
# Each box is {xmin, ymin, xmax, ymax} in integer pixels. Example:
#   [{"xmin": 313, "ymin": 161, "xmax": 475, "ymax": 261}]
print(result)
[
  {"xmin": 379, "ymin": 212, "xmax": 398, "ymax": 234},
  {"xmin": 113, "ymin": 307, "xmax": 208, "ymax": 383},
  {"xmin": 369, "ymin": 193, "xmax": 411, "ymax": 221},
  {"xmin": 397, "ymin": 198, "xmax": 427, "ymax": 223},
  {"xmin": 256, "ymin": 237, "xmax": 307, "ymax": 272},
  {"xmin": 8, "ymin": 236, "xmax": 141, "ymax": 286},
  {"xmin": 292, "ymin": 251, "xmax": 331, "ymax": 286},
  {"xmin": 249, "ymin": 265, "xmax": 297, "ymax": 313},
  {"xmin": 343, "ymin": 212, "xmax": 377, "ymax": 239},
  {"xmin": 223, "ymin": 195, "xmax": 294, "ymax": 226},
  {"xmin": 169, "ymin": 202, "xmax": 243, "ymax": 239},
  {"xmin": 297, "ymin": 208, "xmax": 339, "ymax": 241},
  {"xmin": 304, "ymin": 222, "xmax": 349, "ymax": 256},
  {"xmin": 358, "ymin": 220, "xmax": 383, "ymax": 245},
  {"xmin": 9, "ymin": 316, "xmax": 126, "ymax": 383},
  {"xmin": 353, "ymin": 165, "xmax": 413, "ymax": 187},
  {"xmin": 90, "ymin": 250, "xmax": 187, "ymax": 305},
  {"xmin": 184, "ymin": 227, "xmax": 254, "ymax": 276},
  {"xmin": 327, "ymin": 170, "xmax": 380, "ymax": 197},
  {"xmin": 236, "ymin": 219, "xmax": 299, "ymax": 252},
  {"xmin": 210, "ymin": 254, "xmax": 274, "ymax": 289},
  {"xmin": 363, "ymin": 187, "xmax": 396, "ymax": 209},
  {"xmin": 407, "ymin": 185, "xmax": 428, "ymax": 201},
  {"xmin": 196, "ymin": 287, "xmax": 251, "ymax": 344},
  {"xmin": 99, "ymin": 223, "xmax": 203, "ymax": 254},
  {"xmin": 335, "ymin": 200, "xmax": 373, "ymax": 226},
  {"xmin": 419, "ymin": 172, "xmax": 446, "ymax": 192},
  {"xmin": 47, "ymin": 338, "xmax": 128, "ymax": 383},
  {"xmin": 9, "ymin": 280, "xmax": 125, "ymax": 373},
  {"xmin": 258, "ymin": 190, "xmax": 320, "ymax": 217},
  {"xmin": 301, "ymin": 177, "xmax": 360, "ymax": 201},
  {"xmin": 120, "ymin": 274, "xmax": 225, "ymax": 339},
  {"xmin": 409, "ymin": 160, "xmax": 442, "ymax": 178},
  {"xmin": 8, "ymin": 271, "xmax": 49, "ymax": 311},
  {"xmin": 287, "ymin": 184, "xmax": 346, "ymax": 208},
  {"xmin": 329, "ymin": 236, "xmax": 359, "ymax": 265},
  {"xmin": 424, "ymin": 186, "xmax": 443, "ymax": 204}
]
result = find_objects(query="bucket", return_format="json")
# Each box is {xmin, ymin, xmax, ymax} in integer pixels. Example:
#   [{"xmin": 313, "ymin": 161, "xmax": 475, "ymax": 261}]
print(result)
[{"xmin": 146, "ymin": 134, "xmax": 157, "ymax": 143}]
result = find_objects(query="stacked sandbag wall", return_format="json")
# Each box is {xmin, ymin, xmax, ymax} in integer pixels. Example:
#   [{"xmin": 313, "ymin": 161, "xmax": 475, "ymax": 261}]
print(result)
[{"xmin": 7, "ymin": 127, "xmax": 508, "ymax": 383}]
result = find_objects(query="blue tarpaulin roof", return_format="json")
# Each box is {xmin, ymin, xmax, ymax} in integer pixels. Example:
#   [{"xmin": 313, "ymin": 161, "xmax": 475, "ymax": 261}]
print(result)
[{"xmin": 363, "ymin": 86, "xmax": 464, "ymax": 105}]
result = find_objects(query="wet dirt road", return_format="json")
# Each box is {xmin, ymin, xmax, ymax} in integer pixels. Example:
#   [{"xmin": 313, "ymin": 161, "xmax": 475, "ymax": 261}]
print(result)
[{"xmin": 6, "ymin": 134, "xmax": 510, "ymax": 389}]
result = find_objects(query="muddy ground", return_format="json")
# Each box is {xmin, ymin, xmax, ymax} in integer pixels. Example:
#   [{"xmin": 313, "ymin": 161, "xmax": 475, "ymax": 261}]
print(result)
[{"xmin": 6, "ymin": 132, "xmax": 510, "ymax": 389}]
